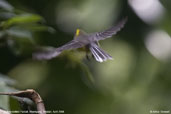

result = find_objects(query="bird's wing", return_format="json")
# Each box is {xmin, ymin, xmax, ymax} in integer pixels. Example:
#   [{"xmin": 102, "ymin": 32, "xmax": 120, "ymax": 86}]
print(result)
[
  {"xmin": 57, "ymin": 40, "xmax": 85, "ymax": 51},
  {"xmin": 93, "ymin": 17, "xmax": 127, "ymax": 41},
  {"xmin": 33, "ymin": 40, "xmax": 85, "ymax": 60},
  {"xmin": 32, "ymin": 46, "xmax": 60, "ymax": 60}
]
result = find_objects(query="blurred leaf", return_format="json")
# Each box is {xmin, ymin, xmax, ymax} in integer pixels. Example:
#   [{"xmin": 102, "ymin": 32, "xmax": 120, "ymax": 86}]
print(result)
[
  {"xmin": 1, "ymin": 14, "xmax": 43, "ymax": 28},
  {"xmin": 0, "ymin": 31, "xmax": 6, "ymax": 38},
  {"xmin": 0, "ymin": 73, "xmax": 16, "ymax": 85},
  {"xmin": 6, "ymin": 26, "xmax": 33, "ymax": 39},
  {"xmin": 6, "ymin": 27, "xmax": 33, "ymax": 39},
  {"xmin": 0, "ymin": 0, "xmax": 14, "ymax": 11},
  {"xmin": 160, "ymin": 0, "xmax": 171, "ymax": 11},
  {"xmin": 160, "ymin": 0, "xmax": 171, "ymax": 35},
  {"xmin": 14, "ymin": 24, "xmax": 56, "ymax": 32},
  {"xmin": 28, "ymin": 25, "xmax": 56, "ymax": 33},
  {"xmin": 7, "ymin": 38, "xmax": 34, "ymax": 56},
  {"xmin": 0, "ymin": 81, "xmax": 9, "ymax": 110},
  {"xmin": 5, "ymin": 27, "xmax": 34, "ymax": 55},
  {"xmin": 0, "ymin": 12, "xmax": 16, "ymax": 19},
  {"xmin": 9, "ymin": 97, "xmax": 21, "ymax": 112},
  {"xmin": 0, "ymin": 74, "xmax": 21, "ymax": 111}
]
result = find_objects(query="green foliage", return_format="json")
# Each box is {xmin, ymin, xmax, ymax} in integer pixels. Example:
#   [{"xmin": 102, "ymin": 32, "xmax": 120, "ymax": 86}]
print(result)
[
  {"xmin": 1, "ymin": 14, "xmax": 43, "ymax": 28},
  {"xmin": 0, "ymin": 1, "xmax": 54, "ymax": 57},
  {"xmin": 0, "ymin": 81, "xmax": 9, "ymax": 110},
  {"xmin": 0, "ymin": 0, "xmax": 13, "ymax": 11},
  {"xmin": 0, "ymin": 73, "xmax": 17, "ymax": 110}
]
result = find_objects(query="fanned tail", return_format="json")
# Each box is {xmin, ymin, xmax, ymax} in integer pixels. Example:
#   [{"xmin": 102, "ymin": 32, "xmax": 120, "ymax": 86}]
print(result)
[{"xmin": 89, "ymin": 43, "xmax": 113, "ymax": 62}]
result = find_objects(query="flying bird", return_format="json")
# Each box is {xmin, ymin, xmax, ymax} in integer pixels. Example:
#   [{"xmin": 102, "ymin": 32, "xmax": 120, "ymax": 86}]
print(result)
[{"xmin": 33, "ymin": 17, "xmax": 127, "ymax": 62}]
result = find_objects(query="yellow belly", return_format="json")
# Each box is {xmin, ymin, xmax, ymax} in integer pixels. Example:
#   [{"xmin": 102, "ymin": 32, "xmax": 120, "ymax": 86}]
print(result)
[{"xmin": 77, "ymin": 46, "xmax": 90, "ymax": 53}]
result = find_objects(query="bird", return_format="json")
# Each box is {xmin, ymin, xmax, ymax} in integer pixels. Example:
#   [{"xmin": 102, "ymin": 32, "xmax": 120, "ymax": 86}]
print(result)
[{"xmin": 33, "ymin": 17, "xmax": 127, "ymax": 62}]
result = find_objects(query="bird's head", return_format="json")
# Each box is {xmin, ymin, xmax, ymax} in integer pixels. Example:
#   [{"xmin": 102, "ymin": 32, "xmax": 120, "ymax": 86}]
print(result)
[
  {"xmin": 76, "ymin": 29, "xmax": 80, "ymax": 36},
  {"xmin": 74, "ymin": 28, "xmax": 87, "ymax": 39}
]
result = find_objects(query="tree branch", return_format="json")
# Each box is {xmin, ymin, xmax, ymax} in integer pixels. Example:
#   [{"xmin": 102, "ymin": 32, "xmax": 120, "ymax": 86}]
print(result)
[{"xmin": 0, "ymin": 89, "xmax": 46, "ymax": 114}]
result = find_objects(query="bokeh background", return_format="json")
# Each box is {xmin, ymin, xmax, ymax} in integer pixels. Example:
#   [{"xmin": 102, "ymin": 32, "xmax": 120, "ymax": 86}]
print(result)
[{"xmin": 0, "ymin": 0, "xmax": 171, "ymax": 114}]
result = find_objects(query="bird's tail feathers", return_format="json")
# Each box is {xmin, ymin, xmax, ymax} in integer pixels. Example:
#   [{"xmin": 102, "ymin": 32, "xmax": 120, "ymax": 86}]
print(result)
[{"xmin": 89, "ymin": 44, "xmax": 113, "ymax": 62}]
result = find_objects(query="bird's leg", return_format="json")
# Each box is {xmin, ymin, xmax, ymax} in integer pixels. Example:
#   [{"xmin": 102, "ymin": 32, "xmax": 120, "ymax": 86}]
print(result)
[
  {"xmin": 85, "ymin": 45, "xmax": 91, "ymax": 61},
  {"xmin": 91, "ymin": 53, "xmax": 94, "ymax": 59},
  {"xmin": 96, "ymin": 41, "xmax": 100, "ymax": 47},
  {"xmin": 86, "ymin": 53, "xmax": 91, "ymax": 61}
]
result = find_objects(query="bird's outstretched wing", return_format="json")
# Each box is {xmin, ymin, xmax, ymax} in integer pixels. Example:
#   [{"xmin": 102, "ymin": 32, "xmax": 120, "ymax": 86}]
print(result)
[
  {"xmin": 94, "ymin": 17, "xmax": 127, "ymax": 41},
  {"xmin": 32, "ymin": 46, "xmax": 60, "ymax": 60},
  {"xmin": 57, "ymin": 40, "xmax": 85, "ymax": 51},
  {"xmin": 33, "ymin": 40, "xmax": 85, "ymax": 60}
]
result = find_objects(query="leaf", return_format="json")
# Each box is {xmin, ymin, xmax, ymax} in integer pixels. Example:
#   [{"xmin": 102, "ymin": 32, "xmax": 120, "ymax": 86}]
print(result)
[
  {"xmin": 0, "ymin": 12, "xmax": 16, "ymax": 19},
  {"xmin": 0, "ymin": 0, "xmax": 14, "ymax": 11},
  {"xmin": 6, "ymin": 27, "xmax": 33, "ymax": 39},
  {"xmin": 12, "ymin": 24, "xmax": 56, "ymax": 32},
  {"xmin": 7, "ymin": 38, "xmax": 35, "ymax": 56},
  {"xmin": 0, "ymin": 74, "xmax": 19, "ymax": 111},
  {"xmin": 160, "ymin": 0, "xmax": 171, "ymax": 11},
  {"xmin": 0, "ymin": 81, "xmax": 9, "ymax": 110},
  {"xmin": 0, "ymin": 31, "xmax": 6, "ymax": 38},
  {"xmin": 1, "ymin": 14, "xmax": 43, "ymax": 28},
  {"xmin": 0, "ymin": 74, "xmax": 16, "ymax": 85},
  {"xmin": 26, "ymin": 25, "xmax": 56, "ymax": 33}
]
